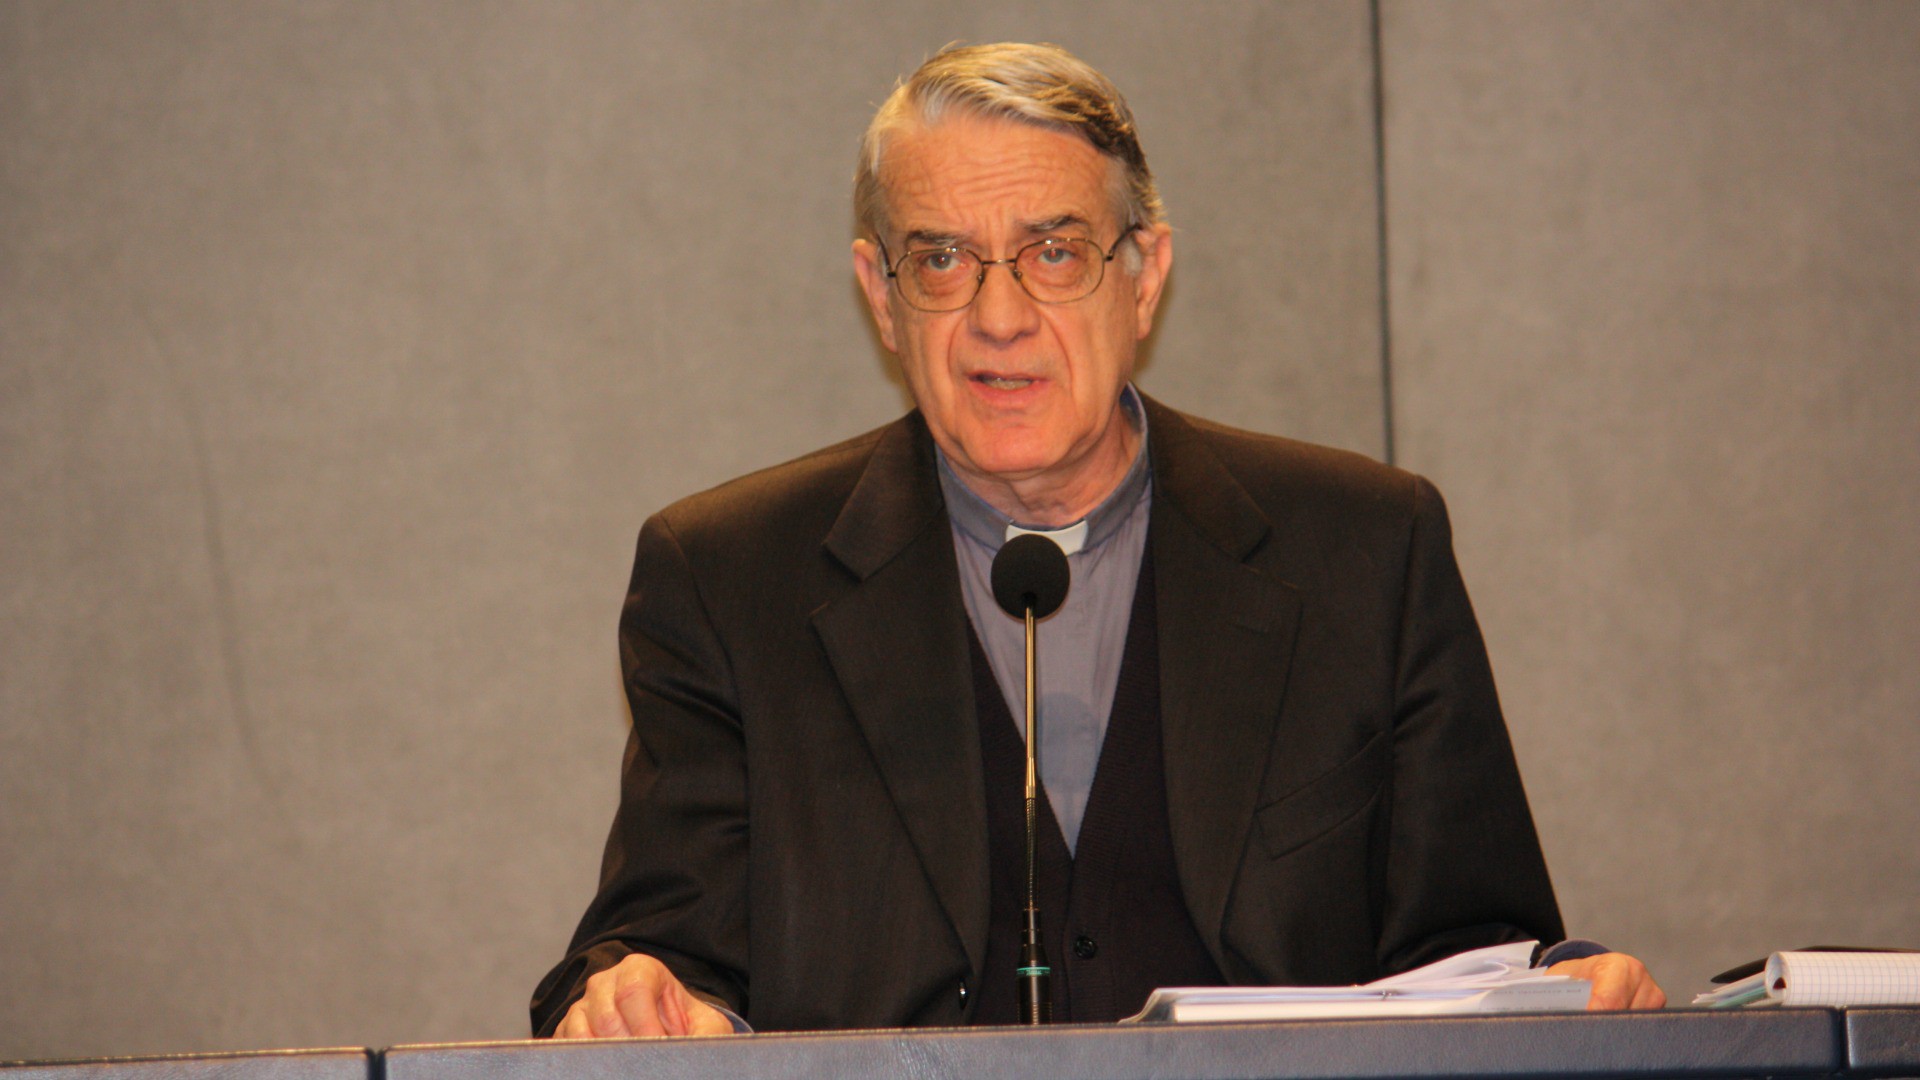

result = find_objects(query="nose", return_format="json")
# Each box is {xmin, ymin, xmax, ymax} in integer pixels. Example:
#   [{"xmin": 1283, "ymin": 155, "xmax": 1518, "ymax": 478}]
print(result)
[{"xmin": 968, "ymin": 257, "xmax": 1041, "ymax": 344}]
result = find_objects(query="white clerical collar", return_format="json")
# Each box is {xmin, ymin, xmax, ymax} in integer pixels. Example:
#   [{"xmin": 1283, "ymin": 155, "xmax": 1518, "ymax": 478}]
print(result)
[
  {"xmin": 934, "ymin": 384, "xmax": 1152, "ymax": 556},
  {"xmin": 1004, "ymin": 518, "xmax": 1089, "ymax": 557}
]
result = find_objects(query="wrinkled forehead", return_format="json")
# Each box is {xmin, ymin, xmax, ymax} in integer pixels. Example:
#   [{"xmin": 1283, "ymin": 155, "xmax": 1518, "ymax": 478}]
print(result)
[{"xmin": 877, "ymin": 112, "xmax": 1129, "ymax": 247}]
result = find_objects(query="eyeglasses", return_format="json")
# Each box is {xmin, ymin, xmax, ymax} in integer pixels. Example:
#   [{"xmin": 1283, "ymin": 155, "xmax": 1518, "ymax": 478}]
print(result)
[{"xmin": 878, "ymin": 233, "xmax": 1132, "ymax": 312}]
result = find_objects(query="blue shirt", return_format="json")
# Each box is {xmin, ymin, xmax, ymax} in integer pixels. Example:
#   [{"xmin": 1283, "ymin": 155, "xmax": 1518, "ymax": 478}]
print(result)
[{"xmin": 937, "ymin": 387, "xmax": 1152, "ymax": 854}]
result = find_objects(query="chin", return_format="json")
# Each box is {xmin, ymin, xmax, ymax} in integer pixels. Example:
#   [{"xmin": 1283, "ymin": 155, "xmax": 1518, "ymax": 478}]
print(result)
[{"xmin": 957, "ymin": 440, "xmax": 1065, "ymax": 483}]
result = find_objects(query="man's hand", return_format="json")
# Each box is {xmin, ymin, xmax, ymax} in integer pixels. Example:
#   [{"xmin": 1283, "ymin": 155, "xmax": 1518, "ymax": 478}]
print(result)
[
  {"xmin": 552, "ymin": 953, "xmax": 735, "ymax": 1038},
  {"xmin": 1549, "ymin": 952, "xmax": 1667, "ymax": 1010}
]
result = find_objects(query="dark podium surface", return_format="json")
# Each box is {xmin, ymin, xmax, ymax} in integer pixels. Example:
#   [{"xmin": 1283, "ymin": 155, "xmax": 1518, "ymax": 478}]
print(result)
[
  {"xmin": 12, "ymin": 1009, "xmax": 1920, "ymax": 1080},
  {"xmin": 1845, "ymin": 1007, "xmax": 1920, "ymax": 1078},
  {"xmin": 0, "ymin": 1050, "xmax": 371, "ymax": 1080},
  {"xmin": 385, "ymin": 1009, "xmax": 1844, "ymax": 1080}
]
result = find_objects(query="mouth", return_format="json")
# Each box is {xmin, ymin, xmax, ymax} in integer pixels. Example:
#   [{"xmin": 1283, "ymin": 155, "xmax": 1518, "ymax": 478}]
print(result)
[{"xmin": 970, "ymin": 372, "xmax": 1039, "ymax": 391}]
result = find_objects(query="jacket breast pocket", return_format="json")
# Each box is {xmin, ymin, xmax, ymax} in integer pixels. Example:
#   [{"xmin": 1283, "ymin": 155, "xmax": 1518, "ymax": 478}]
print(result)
[{"xmin": 1255, "ymin": 730, "xmax": 1388, "ymax": 860}]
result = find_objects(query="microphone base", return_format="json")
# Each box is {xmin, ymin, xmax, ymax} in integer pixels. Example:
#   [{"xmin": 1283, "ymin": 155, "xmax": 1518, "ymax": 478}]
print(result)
[
  {"xmin": 1017, "ymin": 916, "xmax": 1054, "ymax": 1025},
  {"xmin": 1016, "ymin": 969, "xmax": 1053, "ymax": 1025}
]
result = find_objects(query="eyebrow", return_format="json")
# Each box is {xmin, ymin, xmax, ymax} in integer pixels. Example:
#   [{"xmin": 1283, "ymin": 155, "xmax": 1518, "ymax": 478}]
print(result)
[
  {"xmin": 901, "ymin": 228, "xmax": 965, "ymax": 250},
  {"xmin": 1022, "ymin": 213, "xmax": 1092, "ymax": 236},
  {"xmin": 897, "ymin": 214, "xmax": 1097, "ymax": 252}
]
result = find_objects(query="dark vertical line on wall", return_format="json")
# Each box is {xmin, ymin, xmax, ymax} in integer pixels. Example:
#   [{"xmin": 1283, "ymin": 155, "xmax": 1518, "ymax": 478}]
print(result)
[{"xmin": 1369, "ymin": 0, "xmax": 1397, "ymax": 467}]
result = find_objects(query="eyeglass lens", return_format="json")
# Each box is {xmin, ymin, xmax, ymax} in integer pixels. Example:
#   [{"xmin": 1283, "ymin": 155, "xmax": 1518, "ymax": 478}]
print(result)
[{"xmin": 896, "ymin": 238, "xmax": 1107, "ymax": 311}]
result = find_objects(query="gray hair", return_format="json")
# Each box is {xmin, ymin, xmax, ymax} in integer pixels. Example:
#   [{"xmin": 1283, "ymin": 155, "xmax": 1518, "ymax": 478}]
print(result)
[{"xmin": 854, "ymin": 42, "xmax": 1164, "ymax": 250}]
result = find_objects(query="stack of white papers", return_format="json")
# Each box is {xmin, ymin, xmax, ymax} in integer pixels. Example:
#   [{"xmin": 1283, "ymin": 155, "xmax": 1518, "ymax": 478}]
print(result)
[
  {"xmin": 1125, "ymin": 941, "xmax": 1591, "ymax": 1023},
  {"xmin": 1695, "ymin": 951, "xmax": 1920, "ymax": 1008}
]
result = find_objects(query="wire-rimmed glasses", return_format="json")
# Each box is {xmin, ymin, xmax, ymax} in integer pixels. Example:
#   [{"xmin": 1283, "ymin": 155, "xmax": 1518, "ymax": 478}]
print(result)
[{"xmin": 879, "ymin": 234, "xmax": 1132, "ymax": 312}]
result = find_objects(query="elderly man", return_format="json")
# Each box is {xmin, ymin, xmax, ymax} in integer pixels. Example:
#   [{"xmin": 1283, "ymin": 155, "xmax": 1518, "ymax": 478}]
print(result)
[{"xmin": 533, "ymin": 43, "xmax": 1663, "ymax": 1039}]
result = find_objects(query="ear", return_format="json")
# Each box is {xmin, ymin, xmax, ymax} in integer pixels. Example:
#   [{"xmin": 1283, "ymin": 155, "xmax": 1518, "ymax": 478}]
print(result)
[
  {"xmin": 852, "ymin": 238, "xmax": 899, "ymax": 353},
  {"xmin": 1127, "ymin": 223, "xmax": 1174, "ymax": 340}
]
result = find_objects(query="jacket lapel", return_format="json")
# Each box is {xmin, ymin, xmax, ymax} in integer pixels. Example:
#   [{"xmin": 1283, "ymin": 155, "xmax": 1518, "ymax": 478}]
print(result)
[
  {"xmin": 805, "ymin": 401, "xmax": 1303, "ymax": 985},
  {"xmin": 1145, "ymin": 400, "xmax": 1303, "ymax": 978},
  {"xmin": 809, "ymin": 414, "xmax": 991, "ymax": 980}
]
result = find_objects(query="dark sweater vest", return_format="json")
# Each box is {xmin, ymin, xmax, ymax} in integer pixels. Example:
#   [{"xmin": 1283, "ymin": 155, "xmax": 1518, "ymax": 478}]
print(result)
[{"xmin": 969, "ymin": 557, "xmax": 1227, "ymax": 1025}]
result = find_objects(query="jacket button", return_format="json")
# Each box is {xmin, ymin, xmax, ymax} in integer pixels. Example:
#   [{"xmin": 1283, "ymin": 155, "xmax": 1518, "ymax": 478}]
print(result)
[
  {"xmin": 957, "ymin": 979, "xmax": 969, "ymax": 1008},
  {"xmin": 1073, "ymin": 935, "xmax": 1098, "ymax": 960}
]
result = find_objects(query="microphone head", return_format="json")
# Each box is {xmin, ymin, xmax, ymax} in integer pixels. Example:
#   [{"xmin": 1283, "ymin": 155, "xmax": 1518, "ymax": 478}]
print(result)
[{"xmin": 991, "ymin": 533, "xmax": 1071, "ymax": 620}]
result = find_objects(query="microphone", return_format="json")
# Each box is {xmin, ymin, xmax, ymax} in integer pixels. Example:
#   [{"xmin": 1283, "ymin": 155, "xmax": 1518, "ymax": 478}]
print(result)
[
  {"xmin": 989, "ymin": 533, "xmax": 1070, "ymax": 1026},
  {"xmin": 991, "ymin": 532, "xmax": 1071, "ymax": 623}
]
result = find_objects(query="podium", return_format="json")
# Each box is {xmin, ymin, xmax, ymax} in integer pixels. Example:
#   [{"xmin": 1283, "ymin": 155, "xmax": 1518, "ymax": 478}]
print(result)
[
  {"xmin": 1846, "ymin": 1007, "xmax": 1920, "ymax": 1078},
  {"xmin": 9, "ymin": 1009, "xmax": 1920, "ymax": 1080},
  {"xmin": 0, "ymin": 1049, "xmax": 371, "ymax": 1080},
  {"xmin": 383, "ymin": 1011, "xmax": 1842, "ymax": 1080}
]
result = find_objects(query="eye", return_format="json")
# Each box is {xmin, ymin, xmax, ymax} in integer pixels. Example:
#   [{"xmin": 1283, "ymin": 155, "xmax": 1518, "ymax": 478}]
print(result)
[
  {"xmin": 917, "ymin": 250, "xmax": 965, "ymax": 274},
  {"xmin": 1034, "ymin": 242, "xmax": 1080, "ymax": 266}
]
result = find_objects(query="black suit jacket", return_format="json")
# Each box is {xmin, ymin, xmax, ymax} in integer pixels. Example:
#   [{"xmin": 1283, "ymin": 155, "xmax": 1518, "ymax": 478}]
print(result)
[{"xmin": 531, "ymin": 396, "xmax": 1563, "ymax": 1034}]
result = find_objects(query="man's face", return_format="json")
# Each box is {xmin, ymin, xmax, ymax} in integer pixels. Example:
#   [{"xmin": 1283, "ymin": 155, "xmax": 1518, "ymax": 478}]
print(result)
[{"xmin": 853, "ymin": 113, "xmax": 1173, "ymax": 511}]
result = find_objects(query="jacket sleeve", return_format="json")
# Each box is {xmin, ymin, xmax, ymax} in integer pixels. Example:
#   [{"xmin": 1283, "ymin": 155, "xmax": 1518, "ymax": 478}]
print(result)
[
  {"xmin": 530, "ymin": 512, "xmax": 750, "ymax": 1036},
  {"xmin": 1375, "ymin": 475, "xmax": 1565, "ymax": 974}
]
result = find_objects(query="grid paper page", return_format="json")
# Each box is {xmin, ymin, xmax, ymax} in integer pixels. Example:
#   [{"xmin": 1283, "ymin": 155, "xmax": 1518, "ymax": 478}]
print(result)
[{"xmin": 1767, "ymin": 951, "xmax": 1920, "ymax": 1006}]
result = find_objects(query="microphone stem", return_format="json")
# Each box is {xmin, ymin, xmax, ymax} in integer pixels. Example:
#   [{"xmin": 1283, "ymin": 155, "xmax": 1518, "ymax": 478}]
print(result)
[
  {"xmin": 1024, "ymin": 606, "xmax": 1038, "ymax": 906},
  {"xmin": 1018, "ymin": 604, "xmax": 1052, "ymax": 1024}
]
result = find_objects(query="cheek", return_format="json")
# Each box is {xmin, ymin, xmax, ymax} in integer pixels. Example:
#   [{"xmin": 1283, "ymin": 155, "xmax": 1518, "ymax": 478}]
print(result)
[
  {"xmin": 895, "ymin": 324, "xmax": 960, "ymax": 399},
  {"xmin": 1060, "ymin": 310, "xmax": 1136, "ymax": 396}
]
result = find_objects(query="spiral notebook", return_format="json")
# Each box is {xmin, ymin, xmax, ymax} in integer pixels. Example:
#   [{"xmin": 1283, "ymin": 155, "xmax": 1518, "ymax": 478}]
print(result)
[{"xmin": 1695, "ymin": 950, "xmax": 1920, "ymax": 1008}]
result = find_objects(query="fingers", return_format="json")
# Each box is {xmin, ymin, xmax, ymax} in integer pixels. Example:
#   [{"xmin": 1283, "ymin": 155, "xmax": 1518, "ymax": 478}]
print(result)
[
  {"xmin": 1587, "ymin": 965, "xmax": 1631, "ymax": 1011},
  {"xmin": 553, "ymin": 1005, "xmax": 590, "ymax": 1040},
  {"xmin": 1550, "ymin": 953, "xmax": 1666, "ymax": 1011},
  {"xmin": 551, "ymin": 953, "xmax": 729, "ymax": 1039},
  {"xmin": 554, "ymin": 976, "xmax": 632, "ymax": 1039},
  {"xmin": 1582, "ymin": 957, "xmax": 1631, "ymax": 1010},
  {"xmin": 1629, "ymin": 967, "xmax": 1669, "ymax": 1010},
  {"xmin": 679, "ymin": 991, "xmax": 729, "ymax": 1030}
]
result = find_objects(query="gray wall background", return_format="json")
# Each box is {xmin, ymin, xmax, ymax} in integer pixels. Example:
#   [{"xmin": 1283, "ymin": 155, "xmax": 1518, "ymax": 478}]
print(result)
[{"xmin": 0, "ymin": 0, "xmax": 1912, "ymax": 1060}]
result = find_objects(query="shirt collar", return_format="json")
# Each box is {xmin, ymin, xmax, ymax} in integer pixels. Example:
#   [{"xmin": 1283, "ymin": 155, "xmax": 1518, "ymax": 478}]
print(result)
[{"xmin": 936, "ymin": 384, "xmax": 1152, "ymax": 556}]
